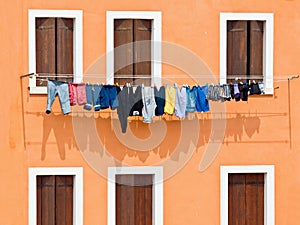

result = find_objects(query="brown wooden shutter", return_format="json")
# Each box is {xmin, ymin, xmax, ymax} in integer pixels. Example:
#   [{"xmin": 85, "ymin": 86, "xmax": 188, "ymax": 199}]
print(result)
[
  {"xmin": 55, "ymin": 176, "xmax": 73, "ymax": 225},
  {"xmin": 36, "ymin": 18, "xmax": 56, "ymax": 86},
  {"xmin": 56, "ymin": 18, "xmax": 74, "ymax": 82},
  {"xmin": 114, "ymin": 19, "xmax": 152, "ymax": 86},
  {"xmin": 37, "ymin": 175, "xmax": 74, "ymax": 225},
  {"xmin": 227, "ymin": 21, "xmax": 264, "ymax": 83},
  {"xmin": 35, "ymin": 18, "xmax": 74, "ymax": 86},
  {"xmin": 116, "ymin": 174, "xmax": 153, "ymax": 225},
  {"xmin": 228, "ymin": 173, "xmax": 264, "ymax": 225},
  {"xmin": 133, "ymin": 19, "xmax": 151, "ymax": 86},
  {"xmin": 227, "ymin": 21, "xmax": 248, "ymax": 83},
  {"xmin": 37, "ymin": 176, "xmax": 55, "ymax": 225},
  {"xmin": 114, "ymin": 19, "xmax": 134, "ymax": 85},
  {"xmin": 249, "ymin": 21, "xmax": 263, "ymax": 81}
]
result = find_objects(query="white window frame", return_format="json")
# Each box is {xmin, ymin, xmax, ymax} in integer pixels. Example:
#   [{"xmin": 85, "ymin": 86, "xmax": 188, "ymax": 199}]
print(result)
[
  {"xmin": 108, "ymin": 166, "xmax": 163, "ymax": 225},
  {"xmin": 220, "ymin": 165, "xmax": 275, "ymax": 225},
  {"xmin": 28, "ymin": 167, "xmax": 83, "ymax": 225},
  {"xmin": 28, "ymin": 10, "xmax": 83, "ymax": 94},
  {"xmin": 106, "ymin": 11, "xmax": 162, "ymax": 86},
  {"xmin": 220, "ymin": 13, "xmax": 274, "ymax": 94}
]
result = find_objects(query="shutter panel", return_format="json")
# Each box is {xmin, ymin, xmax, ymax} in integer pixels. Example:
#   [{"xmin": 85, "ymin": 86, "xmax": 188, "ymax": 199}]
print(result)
[
  {"xmin": 56, "ymin": 18, "xmax": 74, "ymax": 82},
  {"xmin": 227, "ymin": 21, "xmax": 248, "ymax": 83},
  {"xmin": 228, "ymin": 173, "xmax": 264, "ymax": 225},
  {"xmin": 228, "ymin": 174, "xmax": 246, "ymax": 225},
  {"xmin": 55, "ymin": 176, "xmax": 73, "ymax": 225},
  {"xmin": 249, "ymin": 21, "xmax": 263, "ymax": 81},
  {"xmin": 36, "ymin": 18, "xmax": 56, "ymax": 86},
  {"xmin": 133, "ymin": 19, "xmax": 152, "ymax": 86},
  {"xmin": 114, "ymin": 19, "xmax": 134, "ymax": 85},
  {"xmin": 116, "ymin": 175, "xmax": 135, "ymax": 225},
  {"xmin": 37, "ymin": 176, "xmax": 55, "ymax": 225},
  {"xmin": 134, "ymin": 175, "xmax": 152, "ymax": 225}
]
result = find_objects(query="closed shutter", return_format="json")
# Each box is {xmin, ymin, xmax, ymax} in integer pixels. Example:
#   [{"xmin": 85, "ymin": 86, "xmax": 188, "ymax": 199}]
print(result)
[
  {"xmin": 116, "ymin": 174, "xmax": 153, "ymax": 225},
  {"xmin": 249, "ymin": 21, "xmax": 263, "ymax": 81},
  {"xmin": 114, "ymin": 19, "xmax": 134, "ymax": 85},
  {"xmin": 114, "ymin": 19, "xmax": 151, "ymax": 86},
  {"xmin": 227, "ymin": 21, "xmax": 263, "ymax": 83},
  {"xmin": 228, "ymin": 173, "xmax": 264, "ymax": 225},
  {"xmin": 56, "ymin": 18, "xmax": 74, "ymax": 83},
  {"xmin": 36, "ymin": 18, "xmax": 56, "ymax": 86},
  {"xmin": 37, "ymin": 175, "xmax": 74, "ymax": 225},
  {"xmin": 35, "ymin": 18, "xmax": 74, "ymax": 86},
  {"xmin": 227, "ymin": 21, "xmax": 247, "ymax": 83},
  {"xmin": 133, "ymin": 19, "xmax": 151, "ymax": 86}
]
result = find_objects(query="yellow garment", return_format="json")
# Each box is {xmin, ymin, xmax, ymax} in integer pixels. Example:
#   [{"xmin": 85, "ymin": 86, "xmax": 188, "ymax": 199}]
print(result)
[{"xmin": 164, "ymin": 85, "xmax": 176, "ymax": 114}]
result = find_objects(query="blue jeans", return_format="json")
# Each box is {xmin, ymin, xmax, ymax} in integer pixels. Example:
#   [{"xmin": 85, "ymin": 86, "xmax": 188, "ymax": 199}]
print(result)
[{"xmin": 46, "ymin": 80, "xmax": 71, "ymax": 115}]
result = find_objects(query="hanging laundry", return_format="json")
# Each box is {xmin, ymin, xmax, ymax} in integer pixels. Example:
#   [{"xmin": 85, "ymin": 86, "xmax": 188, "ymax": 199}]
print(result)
[
  {"xmin": 249, "ymin": 81, "xmax": 262, "ymax": 95},
  {"xmin": 116, "ymin": 85, "xmax": 130, "ymax": 133},
  {"xmin": 222, "ymin": 84, "xmax": 232, "ymax": 101},
  {"xmin": 129, "ymin": 85, "xmax": 143, "ymax": 117},
  {"xmin": 233, "ymin": 83, "xmax": 241, "ymax": 101},
  {"xmin": 96, "ymin": 85, "xmax": 119, "ymax": 110},
  {"xmin": 154, "ymin": 86, "xmax": 165, "ymax": 116},
  {"xmin": 46, "ymin": 80, "xmax": 71, "ymax": 115},
  {"xmin": 238, "ymin": 83, "xmax": 249, "ymax": 101},
  {"xmin": 258, "ymin": 81, "xmax": 265, "ymax": 94},
  {"xmin": 164, "ymin": 85, "xmax": 176, "ymax": 115},
  {"xmin": 84, "ymin": 84, "xmax": 103, "ymax": 111},
  {"xmin": 175, "ymin": 85, "xmax": 187, "ymax": 119},
  {"xmin": 142, "ymin": 86, "xmax": 157, "ymax": 123},
  {"xmin": 196, "ymin": 85, "xmax": 210, "ymax": 112},
  {"xmin": 68, "ymin": 83, "xmax": 87, "ymax": 106},
  {"xmin": 186, "ymin": 85, "xmax": 197, "ymax": 113}
]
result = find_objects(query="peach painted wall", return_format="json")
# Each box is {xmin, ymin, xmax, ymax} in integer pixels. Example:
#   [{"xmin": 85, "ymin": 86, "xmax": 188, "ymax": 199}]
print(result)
[{"xmin": 1, "ymin": 0, "xmax": 300, "ymax": 224}]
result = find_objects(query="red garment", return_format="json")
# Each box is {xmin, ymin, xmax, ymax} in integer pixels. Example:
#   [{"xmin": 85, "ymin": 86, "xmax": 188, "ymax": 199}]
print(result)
[{"xmin": 68, "ymin": 83, "xmax": 87, "ymax": 106}]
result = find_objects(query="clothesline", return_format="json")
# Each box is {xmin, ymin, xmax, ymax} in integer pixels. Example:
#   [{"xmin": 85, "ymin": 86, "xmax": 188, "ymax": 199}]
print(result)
[{"xmin": 20, "ymin": 72, "xmax": 299, "ymax": 80}]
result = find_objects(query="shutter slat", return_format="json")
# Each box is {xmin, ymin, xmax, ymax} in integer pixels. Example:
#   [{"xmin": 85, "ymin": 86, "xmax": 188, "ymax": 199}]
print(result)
[{"xmin": 114, "ymin": 19, "xmax": 134, "ymax": 85}]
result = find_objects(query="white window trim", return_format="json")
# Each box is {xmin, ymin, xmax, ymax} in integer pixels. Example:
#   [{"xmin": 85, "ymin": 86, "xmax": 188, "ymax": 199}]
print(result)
[
  {"xmin": 220, "ymin": 13, "xmax": 274, "ymax": 94},
  {"xmin": 108, "ymin": 166, "xmax": 163, "ymax": 225},
  {"xmin": 28, "ymin": 167, "xmax": 83, "ymax": 225},
  {"xmin": 220, "ymin": 165, "xmax": 275, "ymax": 225},
  {"xmin": 106, "ymin": 11, "xmax": 162, "ymax": 86},
  {"xmin": 28, "ymin": 10, "xmax": 83, "ymax": 94}
]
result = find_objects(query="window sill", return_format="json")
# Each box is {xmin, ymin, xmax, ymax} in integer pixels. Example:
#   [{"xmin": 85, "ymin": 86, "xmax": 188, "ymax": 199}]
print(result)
[{"xmin": 30, "ymin": 86, "xmax": 47, "ymax": 94}]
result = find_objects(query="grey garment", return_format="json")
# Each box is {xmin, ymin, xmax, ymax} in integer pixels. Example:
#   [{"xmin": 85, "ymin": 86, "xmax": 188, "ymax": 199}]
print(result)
[
  {"xmin": 206, "ymin": 84, "xmax": 225, "ymax": 102},
  {"xmin": 142, "ymin": 86, "xmax": 157, "ymax": 123},
  {"xmin": 222, "ymin": 84, "xmax": 232, "ymax": 100},
  {"xmin": 175, "ymin": 86, "xmax": 187, "ymax": 119},
  {"xmin": 46, "ymin": 80, "xmax": 71, "ymax": 115},
  {"xmin": 258, "ymin": 81, "xmax": 265, "ymax": 94}
]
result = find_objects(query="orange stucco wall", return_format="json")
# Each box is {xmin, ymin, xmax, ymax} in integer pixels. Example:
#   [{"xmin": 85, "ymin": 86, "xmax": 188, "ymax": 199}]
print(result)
[{"xmin": 1, "ymin": 0, "xmax": 300, "ymax": 224}]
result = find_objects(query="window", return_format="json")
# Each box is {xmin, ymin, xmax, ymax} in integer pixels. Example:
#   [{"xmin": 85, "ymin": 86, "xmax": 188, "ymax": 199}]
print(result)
[
  {"xmin": 220, "ymin": 166, "xmax": 275, "ymax": 225},
  {"xmin": 220, "ymin": 13, "xmax": 274, "ymax": 94},
  {"xmin": 28, "ymin": 10, "xmax": 83, "ymax": 94},
  {"xmin": 108, "ymin": 166, "xmax": 163, "ymax": 225},
  {"xmin": 106, "ymin": 11, "xmax": 162, "ymax": 87},
  {"xmin": 29, "ymin": 167, "xmax": 83, "ymax": 225}
]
